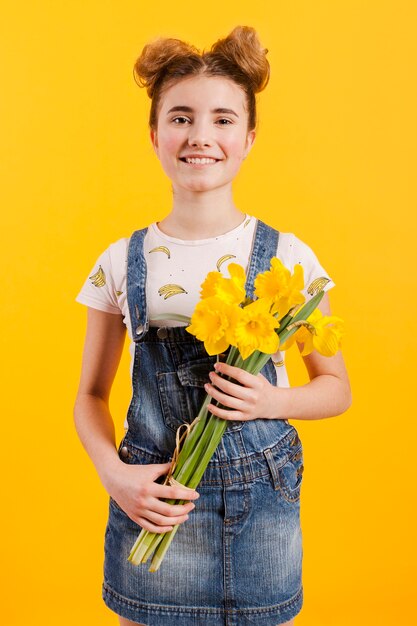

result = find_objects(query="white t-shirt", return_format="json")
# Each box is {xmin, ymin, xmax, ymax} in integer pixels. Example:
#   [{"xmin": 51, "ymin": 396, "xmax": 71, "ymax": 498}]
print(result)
[{"xmin": 75, "ymin": 214, "xmax": 335, "ymax": 406}]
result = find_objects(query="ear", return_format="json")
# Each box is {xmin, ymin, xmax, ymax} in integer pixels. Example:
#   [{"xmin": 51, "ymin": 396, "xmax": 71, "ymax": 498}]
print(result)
[
  {"xmin": 150, "ymin": 128, "xmax": 159, "ymax": 157},
  {"xmin": 244, "ymin": 129, "xmax": 256, "ymax": 159}
]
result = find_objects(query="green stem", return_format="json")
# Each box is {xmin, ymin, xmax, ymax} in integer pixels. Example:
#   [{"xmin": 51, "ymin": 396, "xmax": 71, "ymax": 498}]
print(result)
[
  {"xmin": 277, "ymin": 311, "xmax": 293, "ymax": 332},
  {"xmin": 172, "ymin": 398, "xmax": 210, "ymax": 475},
  {"xmin": 133, "ymin": 348, "xmax": 239, "ymax": 567},
  {"xmin": 277, "ymin": 291, "xmax": 324, "ymax": 345},
  {"xmin": 128, "ymin": 346, "xmax": 239, "ymax": 567},
  {"xmin": 149, "ymin": 415, "xmax": 229, "ymax": 571},
  {"xmin": 149, "ymin": 524, "xmax": 182, "ymax": 571},
  {"xmin": 128, "ymin": 527, "xmax": 158, "ymax": 564}
]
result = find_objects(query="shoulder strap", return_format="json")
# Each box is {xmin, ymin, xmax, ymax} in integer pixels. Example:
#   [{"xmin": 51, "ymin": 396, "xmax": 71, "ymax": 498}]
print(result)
[
  {"xmin": 244, "ymin": 219, "xmax": 280, "ymax": 299},
  {"xmin": 126, "ymin": 227, "xmax": 149, "ymax": 342}
]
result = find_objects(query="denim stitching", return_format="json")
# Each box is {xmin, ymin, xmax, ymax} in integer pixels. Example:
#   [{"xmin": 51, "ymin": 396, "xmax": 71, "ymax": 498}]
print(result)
[{"xmin": 103, "ymin": 581, "xmax": 302, "ymax": 615}]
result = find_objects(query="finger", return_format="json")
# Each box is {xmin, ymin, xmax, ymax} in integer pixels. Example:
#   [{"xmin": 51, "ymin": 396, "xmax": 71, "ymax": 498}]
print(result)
[
  {"xmin": 151, "ymin": 461, "xmax": 175, "ymax": 477},
  {"xmin": 151, "ymin": 482, "xmax": 200, "ymax": 502},
  {"xmin": 204, "ymin": 382, "xmax": 246, "ymax": 410},
  {"xmin": 135, "ymin": 516, "xmax": 176, "ymax": 534},
  {"xmin": 214, "ymin": 362, "xmax": 255, "ymax": 386},
  {"xmin": 207, "ymin": 403, "xmax": 245, "ymax": 421},
  {"xmin": 151, "ymin": 498, "xmax": 196, "ymax": 517},
  {"xmin": 208, "ymin": 371, "xmax": 252, "ymax": 399},
  {"xmin": 144, "ymin": 507, "xmax": 191, "ymax": 528}
]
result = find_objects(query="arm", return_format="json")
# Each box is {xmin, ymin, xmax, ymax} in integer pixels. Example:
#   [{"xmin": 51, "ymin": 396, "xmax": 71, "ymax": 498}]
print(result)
[
  {"xmin": 73, "ymin": 306, "xmax": 128, "ymax": 490},
  {"xmin": 73, "ymin": 307, "xmax": 199, "ymax": 533},
  {"xmin": 205, "ymin": 291, "xmax": 352, "ymax": 421}
]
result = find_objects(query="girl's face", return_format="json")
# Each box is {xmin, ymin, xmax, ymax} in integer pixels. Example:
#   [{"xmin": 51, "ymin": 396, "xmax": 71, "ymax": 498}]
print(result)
[{"xmin": 150, "ymin": 75, "xmax": 256, "ymax": 194}]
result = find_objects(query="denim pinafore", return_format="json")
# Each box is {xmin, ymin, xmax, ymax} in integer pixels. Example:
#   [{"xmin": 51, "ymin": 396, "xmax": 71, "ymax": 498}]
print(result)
[{"xmin": 102, "ymin": 219, "xmax": 304, "ymax": 626}]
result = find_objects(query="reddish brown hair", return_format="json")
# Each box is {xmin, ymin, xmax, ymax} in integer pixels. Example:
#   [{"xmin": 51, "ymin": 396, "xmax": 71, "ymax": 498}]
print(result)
[{"xmin": 133, "ymin": 25, "xmax": 270, "ymax": 132}]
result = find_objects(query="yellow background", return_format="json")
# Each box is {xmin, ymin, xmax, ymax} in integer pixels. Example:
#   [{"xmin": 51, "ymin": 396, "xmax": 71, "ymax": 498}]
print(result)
[{"xmin": 1, "ymin": 1, "xmax": 416, "ymax": 625}]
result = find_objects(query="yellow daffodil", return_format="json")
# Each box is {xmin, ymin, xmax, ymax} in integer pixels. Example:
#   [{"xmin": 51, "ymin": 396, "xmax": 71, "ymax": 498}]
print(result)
[
  {"xmin": 280, "ymin": 308, "xmax": 344, "ymax": 356},
  {"xmin": 186, "ymin": 296, "xmax": 242, "ymax": 355},
  {"xmin": 200, "ymin": 263, "xmax": 246, "ymax": 305},
  {"xmin": 234, "ymin": 298, "xmax": 280, "ymax": 361},
  {"xmin": 254, "ymin": 257, "xmax": 306, "ymax": 318}
]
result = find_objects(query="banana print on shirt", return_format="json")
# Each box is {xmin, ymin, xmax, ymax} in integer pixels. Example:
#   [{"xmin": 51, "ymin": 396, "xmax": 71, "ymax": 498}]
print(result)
[
  {"xmin": 307, "ymin": 276, "xmax": 331, "ymax": 295},
  {"xmin": 149, "ymin": 246, "xmax": 171, "ymax": 258},
  {"xmin": 158, "ymin": 284, "xmax": 188, "ymax": 300},
  {"xmin": 216, "ymin": 254, "xmax": 237, "ymax": 272},
  {"xmin": 89, "ymin": 265, "xmax": 106, "ymax": 287}
]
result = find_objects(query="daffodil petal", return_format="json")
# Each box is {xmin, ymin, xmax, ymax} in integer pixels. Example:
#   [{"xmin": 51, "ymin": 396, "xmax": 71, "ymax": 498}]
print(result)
[
  {"xmin": 205, "ymin": 336, "xmax": 230, "ymax": 356},
  {"xmin": 300, "ymin": 335, "xmax": 314, "ymax": 356},
  {"xmin": 258, "ymin": 332, "xmax": 279, "ymax": 355},
  {"xmin": 228, "ymin": 263, "xmax": 246, "ymax": 282},
  {"xmin": 313, "ymin": 329, "xmax": 340, "ymax": 356}
]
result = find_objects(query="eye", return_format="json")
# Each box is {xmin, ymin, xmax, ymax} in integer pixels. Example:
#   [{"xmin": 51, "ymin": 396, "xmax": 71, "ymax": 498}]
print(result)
[
  {"xmin": 217, "ymin": 118, "xmax": 232, "ymax": 125},
  {"xmin": 172, "ymin": 116, "xmax": 190, "ymax": 124}
]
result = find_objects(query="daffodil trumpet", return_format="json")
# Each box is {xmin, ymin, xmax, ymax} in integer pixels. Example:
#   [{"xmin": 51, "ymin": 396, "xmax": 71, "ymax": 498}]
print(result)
[{"xmin": 127, "ymin": 259, "xmax": 344, "ymax": 571}]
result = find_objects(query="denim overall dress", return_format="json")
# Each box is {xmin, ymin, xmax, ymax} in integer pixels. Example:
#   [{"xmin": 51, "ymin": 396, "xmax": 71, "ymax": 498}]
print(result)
[{"xmin": 102, "ymin": 219, "xmax": 304, "ymax": 626}]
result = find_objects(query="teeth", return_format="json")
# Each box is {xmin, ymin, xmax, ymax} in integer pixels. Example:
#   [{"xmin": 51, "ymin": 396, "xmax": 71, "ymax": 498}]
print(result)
[{"xmin": 185, "ymin": 157, "xmax": 217, "ymax": 164}]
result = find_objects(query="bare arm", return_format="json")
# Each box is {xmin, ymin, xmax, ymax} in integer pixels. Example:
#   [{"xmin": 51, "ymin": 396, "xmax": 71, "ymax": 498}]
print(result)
[
  {"xmin": 73, "ymin": 306, "xmax": 127, "ymax": 490},
  {"xmin": 73, "ymin": 307, "xmax": 199, "ymax": 533}
]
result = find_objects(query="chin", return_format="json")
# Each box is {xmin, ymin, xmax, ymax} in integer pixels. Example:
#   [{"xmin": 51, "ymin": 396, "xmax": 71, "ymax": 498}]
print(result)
[{"xmin": 176, "ymin": 179, "xmax": 222, "ymax": 193}]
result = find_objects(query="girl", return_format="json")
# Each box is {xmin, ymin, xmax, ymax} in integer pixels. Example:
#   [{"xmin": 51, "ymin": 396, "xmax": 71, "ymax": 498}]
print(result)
[{"xmin": 74, "ymin": 25, "xmax": 351, "ymax": 626}]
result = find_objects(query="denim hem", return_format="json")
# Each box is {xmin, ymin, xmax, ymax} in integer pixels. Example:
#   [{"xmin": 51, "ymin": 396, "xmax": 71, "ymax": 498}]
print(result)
[{"xmin": 102, "ymin": 580, "xmax": 303, "ymax": 626}]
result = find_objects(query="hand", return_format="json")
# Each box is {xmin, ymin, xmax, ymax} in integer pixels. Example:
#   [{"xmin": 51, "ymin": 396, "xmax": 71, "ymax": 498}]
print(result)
[
  {"xmin": 204, "ymin": 361, "xmax": 279, "ymax": 422},
  {"xmin": 106, "ymin": 461, "xmax": 200, "ymax": 534}
]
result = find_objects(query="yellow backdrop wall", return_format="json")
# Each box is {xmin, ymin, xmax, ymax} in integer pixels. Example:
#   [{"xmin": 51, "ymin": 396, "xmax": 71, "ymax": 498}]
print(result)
[{"xmin": 1, "ymin": 1, "xmax": 416, "ymax": 625}]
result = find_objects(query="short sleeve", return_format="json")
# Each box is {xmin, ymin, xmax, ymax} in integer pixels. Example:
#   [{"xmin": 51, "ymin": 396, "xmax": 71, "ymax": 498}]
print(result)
[
  {"xmin": 291, "ymin": 234, "xmax": 336, "ymax": 299},
  {"xmin": 75, "ymin": 245, "xmax": 122, "ymax": 314}
]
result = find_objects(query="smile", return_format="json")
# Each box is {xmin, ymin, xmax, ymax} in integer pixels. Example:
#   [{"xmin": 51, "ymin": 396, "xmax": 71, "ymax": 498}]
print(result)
[{"xmin": 179, "ymin": 157, "xmax": 221, "ymax": 167}]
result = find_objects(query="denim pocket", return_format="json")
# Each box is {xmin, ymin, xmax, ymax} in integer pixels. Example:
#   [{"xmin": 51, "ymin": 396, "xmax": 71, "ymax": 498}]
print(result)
[
  {"xmin": 263, "ymin": 431, "xmax": 304, "ymax": 503},
  {"xmin": 156, "ymin": 356, "xmax": 244, "ymax": 434},
  {"xmin": 117, "ymin": 437, "xmax": 170, "ymax": 465}
]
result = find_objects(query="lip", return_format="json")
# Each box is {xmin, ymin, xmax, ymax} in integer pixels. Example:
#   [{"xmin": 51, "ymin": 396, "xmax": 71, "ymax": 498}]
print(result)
[{"xmin": 180, "ymin": 154, "xmax": 222, "ymax": 160}]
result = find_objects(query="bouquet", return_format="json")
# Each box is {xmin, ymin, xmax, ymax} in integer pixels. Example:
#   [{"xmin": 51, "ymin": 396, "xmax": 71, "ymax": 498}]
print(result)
[{"xmin": 128, "ymin": 257, "xmax": 344, "ymax": 571}]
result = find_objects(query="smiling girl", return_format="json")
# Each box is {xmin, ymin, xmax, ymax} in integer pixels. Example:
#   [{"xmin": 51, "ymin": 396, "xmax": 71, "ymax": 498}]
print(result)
[{"xmin": 74, "ymin": 26, "xmax": 351, "ymax": 626}]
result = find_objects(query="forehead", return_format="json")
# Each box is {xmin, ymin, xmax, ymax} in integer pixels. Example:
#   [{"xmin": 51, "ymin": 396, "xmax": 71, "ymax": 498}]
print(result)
[{"xmin": 159, "ymin": 75, "xmax": 246, "ymax": 112}]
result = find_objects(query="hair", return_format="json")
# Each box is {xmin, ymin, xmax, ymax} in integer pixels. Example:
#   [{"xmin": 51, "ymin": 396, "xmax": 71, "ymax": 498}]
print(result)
[{"xmin": 132, "ymin": 25, "xmax": 270, "ymax": 133}]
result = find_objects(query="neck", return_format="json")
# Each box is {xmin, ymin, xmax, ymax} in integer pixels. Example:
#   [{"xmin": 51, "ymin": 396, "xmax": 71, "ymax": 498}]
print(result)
[{"xmin": 157, "ymin": 186, "xmax": 245, "ymax": 239}]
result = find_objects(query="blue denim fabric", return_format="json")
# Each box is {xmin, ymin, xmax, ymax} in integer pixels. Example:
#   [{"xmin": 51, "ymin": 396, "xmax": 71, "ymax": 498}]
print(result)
[{"xmin": 102, "ymin": 219, "xmax": 304, "ymax": 625}]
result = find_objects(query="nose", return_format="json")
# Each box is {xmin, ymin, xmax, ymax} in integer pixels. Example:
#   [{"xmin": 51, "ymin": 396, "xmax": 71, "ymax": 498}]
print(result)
[{"xmin": 187, "ymin": 119, "xmax": 213, "ymax": 148}]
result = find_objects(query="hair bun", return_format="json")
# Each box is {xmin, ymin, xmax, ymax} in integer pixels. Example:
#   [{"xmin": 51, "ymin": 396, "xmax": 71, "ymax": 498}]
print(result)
[
  {"xmin": 133, "ymin": 37, "xmax": 200, "ymax": 98},
  {"xmin": 209, "ymin": 25, "xmax": 270, "ymax": 94}
]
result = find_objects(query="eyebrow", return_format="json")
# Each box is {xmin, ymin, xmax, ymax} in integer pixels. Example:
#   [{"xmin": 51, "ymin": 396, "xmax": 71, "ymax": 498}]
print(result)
[{"xmin": 166, "ymin": 106, "xmax": 239, "ymax": 118}]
